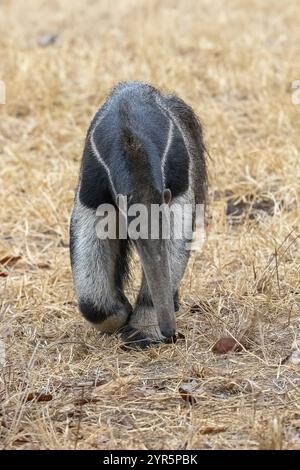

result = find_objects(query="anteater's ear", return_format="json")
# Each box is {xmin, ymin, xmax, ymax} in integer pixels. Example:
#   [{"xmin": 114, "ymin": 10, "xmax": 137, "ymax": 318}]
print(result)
[{"xmin": 163, "ymin": 188, "xmax": 172, "ymax": 205}]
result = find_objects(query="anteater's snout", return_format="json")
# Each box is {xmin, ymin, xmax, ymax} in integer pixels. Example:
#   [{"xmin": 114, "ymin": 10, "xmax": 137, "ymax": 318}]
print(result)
[
  {"xmin": 159, "ymin": 311, "xmax": 176, "ymax": 341},
  {"xmin": 164, "ymin": 334, "xmax": 177, "ymax": 344},
  {"xmin": 161, "ymin": 326, "xmax": 176, "ymax": 339}
]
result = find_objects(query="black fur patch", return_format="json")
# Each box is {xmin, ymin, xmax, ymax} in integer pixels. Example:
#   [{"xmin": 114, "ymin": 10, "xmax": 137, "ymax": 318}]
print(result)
[
  {"xmin": 174, "ymin": 290, "xmax": 180, "ymax": 312},
  {"xmin": 78, "ymin": 143, "xmax": 113, "ymax": 209},
  {"xmin": 79, "ymin": 299, "xmax": 108, "ymax": 324},
  {"xmin": 166, "ymin": 94, "xmax": 207, "ymax": 205},
  {"xmin": 164, "ymin": 126, "xmax": 189, "ymax": 198},
  {"xmin": 79, "ymin": 296, "xmax": 132, "ymax": 325},
  {"xmin": 114, "ymin": 239, "xmax": 132, "ymax": 291}
]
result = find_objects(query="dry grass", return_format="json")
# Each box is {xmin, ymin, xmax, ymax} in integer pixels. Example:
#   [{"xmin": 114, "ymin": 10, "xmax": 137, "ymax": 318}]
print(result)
[{"xmin": 1, "ymin": 0, "xmax": 300, "ymax": 450}]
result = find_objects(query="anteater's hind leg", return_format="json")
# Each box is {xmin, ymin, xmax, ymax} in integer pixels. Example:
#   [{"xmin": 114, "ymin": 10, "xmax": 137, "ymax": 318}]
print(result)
[
  {"xmin": 70, "ymin": 198, "xmax": 132, "ymax": 333},
  {"xmin": 122, "ymin": 191, "xmax": 194, "ymax": 348}
]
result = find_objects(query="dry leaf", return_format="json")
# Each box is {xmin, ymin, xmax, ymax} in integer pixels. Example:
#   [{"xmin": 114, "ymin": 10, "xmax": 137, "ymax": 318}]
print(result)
[
  {"xmin": 26, "ymin": 392, "xmax": 53, "ymax": 402},
  {"xmin": 226, "ymin": 196, "xmax": 278, "ymax": 220},
  {"xmin": 0, "ymin": 255, "xmax": 21, "ymax": 277},
  {"xmin": 179, "ymin": 380, "xmax": 198, "ymax": 405},
  {"xmin": 212, "ymin": 337, "xmax": 242, "ymax": 354},
  {"xmin": 74, "ymin": 397, "xmax": 100, "ymax": 406},
  {"xmin": 179, "ymin": 387, "xmax": 197, "ymax": 405},
  {"xmin": 0, "ymin": 255, "xmax": 21, "ymax": 266},
  {"xmin": 59, "ymin": 240, "xmax": 69, "ymax": 248},
  {"xmin": 37, "ymin": 262, "xmax": 51, "ymax": 269},
  {"xmin": 200, "ymin": 426, "xmax": 227, "ymax": 435},
  {"xmin": 13, "ymin": 438, "xmax": 30, "ymax": 445}
]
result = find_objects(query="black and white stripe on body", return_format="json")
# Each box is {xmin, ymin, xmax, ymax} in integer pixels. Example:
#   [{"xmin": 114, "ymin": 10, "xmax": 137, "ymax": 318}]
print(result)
[{"xmin": 70, "ymin": 81, "xmax": 207, "ymax": 347}]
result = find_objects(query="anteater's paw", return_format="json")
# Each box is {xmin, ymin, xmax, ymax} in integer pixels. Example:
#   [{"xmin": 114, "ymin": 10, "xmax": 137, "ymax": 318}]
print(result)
[
  {"xmin": 94, "ymin": 312, "xmax": 128, "ymax": 334},
  {"xmin": 121, "ymin": 323, "xmax": 166, "ymax": 349},
  {"xmin": 121, "ymin": 304, "xmax": 178, "ymax": 349},
  {"xmin": 86, "ymin": 298, "xmax": 132, "ymax": 334}
]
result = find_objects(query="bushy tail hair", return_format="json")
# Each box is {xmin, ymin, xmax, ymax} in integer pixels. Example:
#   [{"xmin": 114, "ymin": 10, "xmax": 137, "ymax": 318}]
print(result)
[{"xmin": 120, "ymin": 101, "xmax": 151, "ymax": 177}]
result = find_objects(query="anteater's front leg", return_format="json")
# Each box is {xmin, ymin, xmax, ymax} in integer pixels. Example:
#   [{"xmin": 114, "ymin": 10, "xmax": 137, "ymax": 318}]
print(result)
[
  {"xmin": 122, "ymin": 192, "xmax": 194, "ymax": 348},
  {"xmin": 70, "ymin": 198, "xmax": 132, "ymax": 333},
  {"xmin": 121, "ymin": 247, "xmax": 187, "ymax": 349},
  {"xmin": 121, "ymin": 274, "xmax": 166, "ymax": 348}
]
